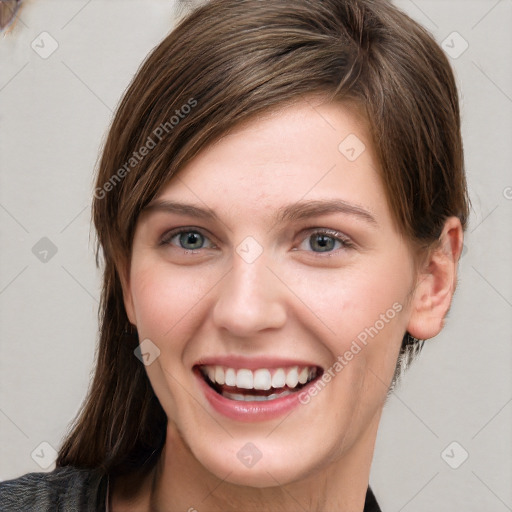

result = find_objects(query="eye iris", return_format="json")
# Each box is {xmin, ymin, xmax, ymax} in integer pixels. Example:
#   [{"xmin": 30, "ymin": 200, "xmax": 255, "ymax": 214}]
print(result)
[
  {"xmin": 179, "ymin": 232, "xmax": 204, "ymax": 250},
  {"xmin": 311, "ymin": 234, "xmax": 335, "ymax": 252}
]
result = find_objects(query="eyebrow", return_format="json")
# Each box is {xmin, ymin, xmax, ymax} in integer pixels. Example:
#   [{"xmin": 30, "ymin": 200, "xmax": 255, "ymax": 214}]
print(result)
[
  {"xmin": 143, "ymin": 198, "xmax": 377, "ymax": 226},
  {"xmin": 276, "ymin": 199, "xmax": 377, "ymax": 225}
]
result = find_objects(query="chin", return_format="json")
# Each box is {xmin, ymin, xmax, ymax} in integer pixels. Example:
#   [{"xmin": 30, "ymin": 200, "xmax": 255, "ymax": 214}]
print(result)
[{"xmin": 191, "ymin": 437, "xmax": 323, "ymax": 489}]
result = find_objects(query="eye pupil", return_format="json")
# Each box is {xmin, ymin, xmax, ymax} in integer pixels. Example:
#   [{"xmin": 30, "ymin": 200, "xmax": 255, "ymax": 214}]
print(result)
[
  {"xmin": 180, "ymin": 231, "xmax": 203, "ymax": 250},
  {"xmin": 311, "ymin": 234, "xmax": 335, "ymax": 252}
]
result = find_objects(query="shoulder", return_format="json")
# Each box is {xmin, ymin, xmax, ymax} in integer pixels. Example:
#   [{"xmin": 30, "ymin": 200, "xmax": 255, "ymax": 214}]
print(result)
[{"xmin": 0, "ymin": 466, "xmax": 107, "ymax": 512}]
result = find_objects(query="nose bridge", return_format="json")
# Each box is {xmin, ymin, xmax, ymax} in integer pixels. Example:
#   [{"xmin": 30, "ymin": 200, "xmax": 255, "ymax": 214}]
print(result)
[{"xmin": 212, "ymin": 249, "xmax": 286, "ymax": 336}]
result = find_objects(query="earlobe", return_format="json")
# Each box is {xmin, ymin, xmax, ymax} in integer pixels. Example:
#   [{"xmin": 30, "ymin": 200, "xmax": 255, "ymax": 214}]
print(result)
[{"xmin": 406, "ymin": 217, "xmax": 463, "ymax": 341}]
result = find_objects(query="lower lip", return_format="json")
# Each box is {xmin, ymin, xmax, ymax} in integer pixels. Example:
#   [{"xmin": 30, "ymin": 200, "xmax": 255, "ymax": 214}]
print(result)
[{"xmin": 195, "ymin": 370, "xmax": 312, "ymax": 422}]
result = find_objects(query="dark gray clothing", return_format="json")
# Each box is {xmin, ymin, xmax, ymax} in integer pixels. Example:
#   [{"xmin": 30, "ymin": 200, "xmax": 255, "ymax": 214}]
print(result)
[
  {"xmin": 0, "ymin": 466, "xmax": 107, "ymax": 511},
  {"xmin": 0, "ymin": 466, "xmax": 382, "ymax": 511}
]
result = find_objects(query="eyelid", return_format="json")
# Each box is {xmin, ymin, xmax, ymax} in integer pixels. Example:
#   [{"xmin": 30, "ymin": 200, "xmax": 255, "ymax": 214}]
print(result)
[{"xmin": 301, "ymin": 227, "xmax": 351, "ymax": 239}]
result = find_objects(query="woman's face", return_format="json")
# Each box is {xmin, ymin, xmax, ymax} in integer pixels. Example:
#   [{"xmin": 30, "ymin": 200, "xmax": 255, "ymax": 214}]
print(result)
[{"xmin": 123, "ymin": 98, "xmax": 419, "ymax": 487}]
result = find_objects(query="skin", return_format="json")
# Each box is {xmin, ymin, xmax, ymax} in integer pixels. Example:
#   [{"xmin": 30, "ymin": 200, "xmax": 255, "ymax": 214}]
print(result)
[{"xmin": 114, "ymin": 97, "xmax": 463, "ymax": 511}]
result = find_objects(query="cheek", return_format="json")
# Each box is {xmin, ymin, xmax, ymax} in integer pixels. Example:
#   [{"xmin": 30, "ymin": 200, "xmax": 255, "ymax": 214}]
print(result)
[
  {"xmin": 128, "ymin": 259, "xmax": 219, "ymax": 417},
  {"xmin": 286, "ymin": 251, "xmax": 414, "ymax": 409},
  {"xmin": 129, "ymin": 258, "xmax": 216, "ymax": 342},
  {"xmin": 290, "ymin": 257, "xmax": 413, "ymax": 346}
]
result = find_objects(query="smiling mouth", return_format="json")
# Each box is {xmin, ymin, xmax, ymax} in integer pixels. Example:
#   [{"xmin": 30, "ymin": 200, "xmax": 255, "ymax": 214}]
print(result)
[{"xmin": 196, "ymin": 365, "xmax": 323, "ymax": 402}]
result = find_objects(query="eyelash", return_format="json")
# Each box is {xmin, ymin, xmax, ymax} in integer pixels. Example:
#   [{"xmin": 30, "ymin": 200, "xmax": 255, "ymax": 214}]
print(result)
[{"xmin": 159, "ymin": 227, "xmax": 355, "ymax": 255}]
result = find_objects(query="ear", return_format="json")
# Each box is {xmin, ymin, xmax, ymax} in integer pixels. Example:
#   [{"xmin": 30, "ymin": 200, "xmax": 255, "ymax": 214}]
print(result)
[
  {"xmin": 407, "ymin": 217, "xmax": 464, "ymax": 340},
  {"xmin": 118, "ymin": 261, "xmax": 137, "ymax": 326}
]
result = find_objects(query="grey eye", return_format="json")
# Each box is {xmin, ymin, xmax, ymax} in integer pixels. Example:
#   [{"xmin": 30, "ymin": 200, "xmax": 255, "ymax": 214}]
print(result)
[
  {"xmin": 176, "ymin": 231, "xmax": 206, "ymax": 250},
  {"xmin": 309, "ymin": 234, "xmax": 337, "ymax": 252}
]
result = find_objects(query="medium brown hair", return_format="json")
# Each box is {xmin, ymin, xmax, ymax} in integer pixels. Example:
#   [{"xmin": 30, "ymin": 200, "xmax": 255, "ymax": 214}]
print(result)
[{"xmin": 57, "ymin": 0, "xmax": 469, "ymax": 477}]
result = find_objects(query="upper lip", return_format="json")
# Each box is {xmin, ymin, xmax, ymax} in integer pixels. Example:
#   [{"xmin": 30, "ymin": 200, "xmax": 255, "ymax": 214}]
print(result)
[{"xmin": 193, "ymin": 355, "xmax": 322, "ymax": 371}]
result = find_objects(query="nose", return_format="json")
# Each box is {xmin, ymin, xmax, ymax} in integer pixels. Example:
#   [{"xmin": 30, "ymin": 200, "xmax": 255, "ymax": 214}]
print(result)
[{"xmin": 212, "ymin": 253, "xmax": 287, "ymax": 337}]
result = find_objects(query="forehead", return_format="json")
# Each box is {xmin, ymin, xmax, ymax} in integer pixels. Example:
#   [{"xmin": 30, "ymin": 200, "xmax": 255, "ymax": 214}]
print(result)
[{"xmin": 149, "ymin": 98, "xmax": 389, "ymax": 229}]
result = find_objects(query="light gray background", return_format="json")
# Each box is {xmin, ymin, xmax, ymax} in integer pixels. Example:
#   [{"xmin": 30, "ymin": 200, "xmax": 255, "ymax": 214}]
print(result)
[{"xmin": 1, "ymin": 1, "xmax": 511, "ymax": 510}]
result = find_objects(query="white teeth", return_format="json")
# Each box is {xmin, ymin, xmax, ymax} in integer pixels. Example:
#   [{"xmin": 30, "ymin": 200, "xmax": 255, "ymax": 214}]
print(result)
[
  {"xmin": 223, "ymin": 389, "xmax": 293, "ymax": 402},
  {"xmin": 253, "ymin": 369, "xmax": 272, "ymax": 390},
  {"xmin": 247, "ymin": 394, "xmax": 273, "ymax": 401},
  {"xmin": 285, "ymin": 366, "xmax": 299, "ymax": 388},
  {"xmin": 271, "ymin": 368, "xmax": 286, "ymax": 388},
  {"xmin": 236, "ymin": 369, "xmax": 253, "ymax": 389},
  {"xmin": 214, "ymin": 366, "xmax": 225, "ymax": 385},
  {"xmin": 298, "ymin": 367, "xmax": 309, "ymax": 384},
  {"xmin": 224, "ymin": 392, "xmax": 246, "ymax": 401},
  {"xmin": 225, "ymin": 368, "xmax": 236, "ymax": 387},
  {"xmin": 202, "ymin": 365, "xmax": 318, "ymax": 391},
  {"xmin": 266, "ymin": 390, "xmax": 293, "ymax": 400}
]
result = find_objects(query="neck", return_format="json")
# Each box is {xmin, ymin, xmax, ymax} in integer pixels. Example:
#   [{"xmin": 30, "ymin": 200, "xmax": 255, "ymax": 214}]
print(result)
[{"xmin": 149, "ymin": 418, "xmax": 380, "ymax": 512}]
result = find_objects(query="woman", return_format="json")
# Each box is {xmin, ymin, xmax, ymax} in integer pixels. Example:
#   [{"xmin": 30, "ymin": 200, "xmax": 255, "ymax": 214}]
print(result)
[{"xmin": 0, "ymin": 0, "xmax": 469, "ymax": 510}]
